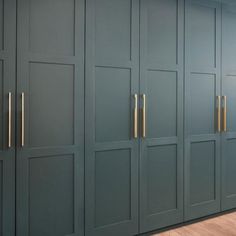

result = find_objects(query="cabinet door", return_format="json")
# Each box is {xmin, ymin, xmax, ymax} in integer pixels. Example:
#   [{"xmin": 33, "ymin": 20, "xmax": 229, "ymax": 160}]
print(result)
[
  {"xmin": 184, "ymin": 0, "xmax": 221, "ymax": 220},
  {"xmin": 139, "ymin": 0, "xmax": 184, "ymax": 232},
  {"xmin": 0, "ymin": 0, "xmax": 16, "ymax": 235},
  {"xmin": 85, "ymin": 0, "xmax": 139, "ymax": 235},
  {"xmin": 16, "ymin": 0, "xmax": 85, "ymax": 235},
  {"xmin": 221, "ymin": 4, "xmax": 236, "ymax": 211}
]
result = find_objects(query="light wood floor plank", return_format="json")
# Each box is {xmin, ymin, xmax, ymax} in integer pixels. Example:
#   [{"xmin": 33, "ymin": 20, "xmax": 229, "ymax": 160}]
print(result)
[{"xmin": 154, "ymin": 212, "xmax": 236, "ymax": 236}]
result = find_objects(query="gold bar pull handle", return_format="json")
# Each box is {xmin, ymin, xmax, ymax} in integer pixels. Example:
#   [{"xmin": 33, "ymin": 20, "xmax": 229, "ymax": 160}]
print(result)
[
  {"xmin": 223, "ymin": 96, "xmax": 227, "ymax": 132},
  {"xmin": 8, "ymin": 92, "xmax": 12, "ymax": 148},
  {"xmin": 21, "ymin": 92, "xmax": 25, "ymax": 147},
  {"xmin": 142, "ymin": 94, "xmax": 146, "ymax": 138},
  {"xmin": 133, "ymin": 94, "xmax": 138, "ymax": 138},
  {"xmin": 217, "ymin": 96, "xmax": 221, "ymax": 133}
]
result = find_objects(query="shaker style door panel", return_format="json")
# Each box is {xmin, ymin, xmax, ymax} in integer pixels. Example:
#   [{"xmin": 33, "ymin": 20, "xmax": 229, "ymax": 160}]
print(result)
[
  {"xmin": 184, "ymin": 0, "xmax": 221, "ymax": 221},
  {"xmin": 16, "ymin": 0, "xmax": 85, "ymax": 235},
  {"xmin": 221, "ymin": 4, "xmax": 236, "ymax": 211},
  {"xmin": 85, "ymin": 1, "xmax": 139, "ymax": 235},
  {"xmin": 139, "ymin": 0, "xmax": 184, "ymax": 233},
  {"xmin": 0, "ymin": 0, "xmax": 16, "ymax": 235}
]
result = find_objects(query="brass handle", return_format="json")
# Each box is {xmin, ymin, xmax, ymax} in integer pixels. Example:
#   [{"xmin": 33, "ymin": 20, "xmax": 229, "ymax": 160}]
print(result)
[
  {"xmin": 223, "ymin": 96, "xmax": 227, "ymax": 132},
  {"xmin": 142, "ymin": 94, "xmax": 146, "ymax": 138},
  {"xmin": 133, "ymin": 94, "xmax": 138, "ymax": 138},
  {"xmin": 8, "ymin": 92, "xmax": 12, "ymax": 148},
  {"xmin": 21, "ymin": 92, "xmax": 25, "ymax": 147},
  {"xmin": 217, "ymin": 96, "xmax": 221, "ymax": 133}
]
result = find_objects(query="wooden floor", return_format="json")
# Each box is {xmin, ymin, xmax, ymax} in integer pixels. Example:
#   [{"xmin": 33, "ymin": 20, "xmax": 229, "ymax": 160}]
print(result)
[{"xmin": 154, "ymin": 212, "xmax": 236, "ymax": 236}]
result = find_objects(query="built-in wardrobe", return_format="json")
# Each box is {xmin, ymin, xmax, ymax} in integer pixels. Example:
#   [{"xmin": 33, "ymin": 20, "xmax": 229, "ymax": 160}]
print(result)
[
  {"xmin": 1, "ymin": 0, "xmax": 85, "ymax": 236},
  {"xmin": 1, "ymin": 0, "xmax": 236, "ymax": 236}
]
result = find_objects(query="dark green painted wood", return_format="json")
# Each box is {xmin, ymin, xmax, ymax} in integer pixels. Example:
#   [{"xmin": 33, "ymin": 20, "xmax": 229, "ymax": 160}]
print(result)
[
  {"xmin": 85, "ymin": 0, "xmax": 139, "ymax": 235},
  {"xmin": 16, "ymin": 0, "xmax": 85, "ymax": 235},
  {"xmin": 139, "ymin": 0, "xmax": 184, "ymax": 233},
  {"xmin": 0, "ymin": 1, "xmax": 16, "ymax": 235},
  {"xmin": 184, "ymin": 0, "xmax": 221, "ymax": 221},
  {"xmin": 221, "ymin": 3, "xmax": 236, "ymax": 211}
]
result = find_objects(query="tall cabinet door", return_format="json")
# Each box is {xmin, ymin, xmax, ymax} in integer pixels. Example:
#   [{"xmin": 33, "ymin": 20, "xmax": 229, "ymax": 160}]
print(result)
[
  {"xmin": 184, "ymin": 0, "xmax": 221, "ymax": 220},
  {"xmin": 85, "ymin": 0, "xmax": 139, "ymax": 235},
  {"xmin": 0, "ymin": 0, "xmax": 16, "ymax": 235},
  {"xmin": 139, "ymin": 0, "xmax": 184, "ymax": 232},
  {"xmin": 16, "ymin": 0, "xmax": 85, "ymax": 235},
  {"xmin": 221, "ymin": 4, "xmax": 236, "ymax": 211}
]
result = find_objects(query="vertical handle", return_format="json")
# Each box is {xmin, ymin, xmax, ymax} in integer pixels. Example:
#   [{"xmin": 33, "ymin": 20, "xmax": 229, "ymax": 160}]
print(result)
[
  {"xmin": 133, "ymin": 94, "xmax": 138, "ymax": 139},
  {"xmin": 223, "ymin": 95, "xmax": 227, "ymax": 132},
  {"xmin": 217, "ymin": 96, "xmax": 221, "ymax": 133},
  {"xmin": 142, "ymin": 94, "xmax": 146, "ymax": 138},
  {"xmin": 8, "ymin": 92, "xmax": 12, "ymax": 148},
  {"xmin": 21, "ymin": 92, "xmax": 25, "ymax": 147}
]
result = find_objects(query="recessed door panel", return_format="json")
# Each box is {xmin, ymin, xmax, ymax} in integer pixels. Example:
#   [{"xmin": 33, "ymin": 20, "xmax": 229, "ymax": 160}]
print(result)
[
  {"xmin": 0, "ymin": 60, "xmax": 3, "ymax": 149},
  {"xmin": 189, "ymin": 73, "xmax": 216, "ymax": 135},
  {"xmin": 224, "ymin": 139, "xmax": 236, "ymax": 196},
  {"xmin": 147, "ymin": 71, "xmax": 177, "ymax": 139},
  {"xmin": 29, "ymin": 155, "xmax": 74, "ymax": 236},
  {"xmin": 147, "ymin": 145, "xmax": 177, "ymax": 215},
  {"xmin": 140, "ymin": 0, "xmax": 184, "ymax": 232},
  {"xmin": 222, "ymin": 7, "xmax": 236, "ymax": 71},
  {"xmin": 189, "ymin": 2, "xmax": 217, "ymax": 68},
  {"xmin": 0, "ymin": 0, "xmax": 3, "ymax": 50},
  {"xmin": 29, "ymin": 63, "xmax": 74, "ymax": 147},
  {"xmin": 95, "ymin": 67, "xmax": 131, "ymax": 142},
  {"xmin": 29, "ymin": 0, "xmax": 75, "ymax": 55},
  {"xmin": 190, "ymin": 141, "xmax": 216, "ymax": 205},
  {"xmin": 185, "ymin": 0, "xmax": 221, "ymax": 221},
  {"xmin": 17, "ymin": 0, "xmax": 85, "ymax": 235},
  {"xmin": 95, "ymin": 149, "xmax": 131, "ymax": 228},
  {"xmin": 85, "ymin": 1, "xmax": 139, "ymax": 235},
  {"xmin": 146, "ymin": 0, "xmax": 178, "ymax": 66},
  {"xmin": 0, "ymin": 1, "xmax": 16, "ymax": 236},
  {"xmin": 0, "ymin": 161, "xmax": 2, "ymax": 234},
  {"xmin": 223, "ymin": 77, "xmax": 236, "ymax": 132},
  {"xmin": 95, "ymin": 0, "xmax": 131, "ymax": 63},
  {"xmin": 222, "ymin": 5, "xmax": 236, "ymax": 211}
]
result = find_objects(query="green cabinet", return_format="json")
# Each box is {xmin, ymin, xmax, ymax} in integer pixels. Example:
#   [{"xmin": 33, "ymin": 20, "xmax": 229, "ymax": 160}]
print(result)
[
  {"xmin": 184, "ymin": 0, "xmax": 221, "ymax": 220},
  {"xmin": 16, "ymin": 0, "xmax": 85, "ymax": 235},
  {"xmin": 0, "ymin": 0, "xmax": 16, "ymax": 235},
  {"xmin": 139, "ymin": 0, "xmax": 184, "ymax": 232},
  {"xmin": 184, "ymin": 0, "xmax": 236, "ymax": 221},
  {"xmin": 2, "ymin": 0, "xmax": 236, "ymax": 236},
  {"xmin": 85, "ymin": 0, "xmax": 184, "ymax": 235},
  {"xmin": 221, "ymin": 4, "xmax": 236, "ymax": 211},
  {"xmin": 85, "ymin": 0, "xmax": 236, "ymax": 235},
  {"xmin": 0, "ymin": 0, "xmax": 85, "ymax": 236},
  {"xmin": 85, "ymin": 0, "xmax": 139, "ymax": 235}
]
